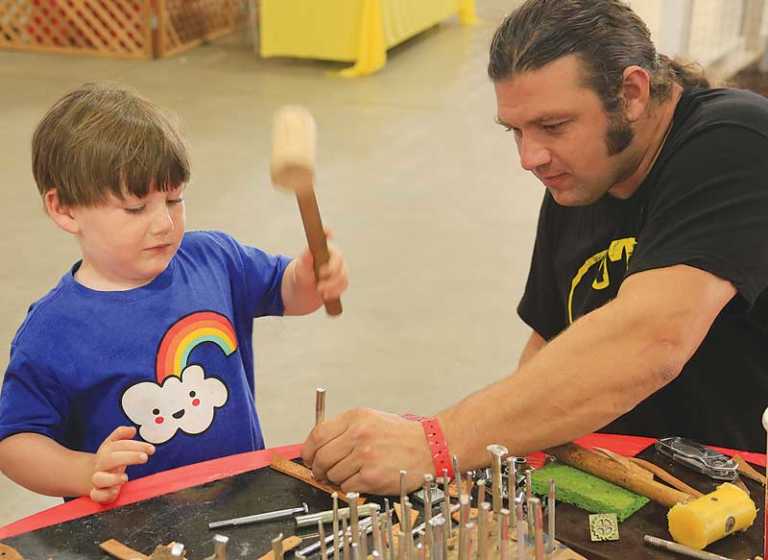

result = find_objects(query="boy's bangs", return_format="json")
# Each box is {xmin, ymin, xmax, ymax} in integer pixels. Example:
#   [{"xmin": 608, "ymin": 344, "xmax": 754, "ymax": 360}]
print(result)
[{"xmin": 115, "ymin": 120, "xmax": 191, "ymax": 200}]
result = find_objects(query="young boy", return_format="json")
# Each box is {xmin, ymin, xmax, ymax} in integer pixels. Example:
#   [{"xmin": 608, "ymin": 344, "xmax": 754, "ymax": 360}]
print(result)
[{"xmin": 0, "ymin": 83, "xmax": 348, "ymax": 504}]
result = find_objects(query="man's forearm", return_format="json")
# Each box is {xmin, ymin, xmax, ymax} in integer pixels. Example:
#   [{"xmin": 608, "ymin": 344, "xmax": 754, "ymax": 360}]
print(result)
[
  {"xmin": 0, "ymin": 433, "xmax": 94, "ymax": 497},
  {"xmin": 438, "ymin": 299, "xmax": 683, "ymax": 470}
]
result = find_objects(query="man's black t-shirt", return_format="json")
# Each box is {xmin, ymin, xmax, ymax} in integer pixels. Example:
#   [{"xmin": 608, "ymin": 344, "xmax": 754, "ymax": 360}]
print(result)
[{"xmin": 518, "ymin": 88, "xmax": 768, "ymax": 452}]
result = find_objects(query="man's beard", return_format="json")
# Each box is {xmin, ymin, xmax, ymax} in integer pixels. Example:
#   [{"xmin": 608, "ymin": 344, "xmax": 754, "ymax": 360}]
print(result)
[{"xmin": 605, "ymin": 109, "xmax": 634, "ymax": 155}]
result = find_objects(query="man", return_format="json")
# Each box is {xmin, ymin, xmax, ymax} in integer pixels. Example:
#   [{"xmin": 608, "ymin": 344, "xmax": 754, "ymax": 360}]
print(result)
[{"xmin": 303, "ymin": 0, "xmax": 768, "ymax": 494}]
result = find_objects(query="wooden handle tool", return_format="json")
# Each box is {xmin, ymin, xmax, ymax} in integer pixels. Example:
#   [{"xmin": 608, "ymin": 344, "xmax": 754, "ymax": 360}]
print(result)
[
  {"xmin": 271, "ymin": 106, "xmax": 342, "ymax": 316},
  {"xmin": 732, "ymin": 454, "xmax": 767, "ymax": 486},
  {"xmin": 546, "ymin": 442, "xmax": 693, "ymax": 507},
  {"xmin": 0, "ymin": 543, "xmax": 24, "ymax": 560}
]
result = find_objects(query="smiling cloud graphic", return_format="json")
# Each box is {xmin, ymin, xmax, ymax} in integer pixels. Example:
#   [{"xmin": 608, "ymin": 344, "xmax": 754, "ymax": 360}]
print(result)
[{"xmin": 121, "ymin": 311, "xmax": 237, "ymax": 444}]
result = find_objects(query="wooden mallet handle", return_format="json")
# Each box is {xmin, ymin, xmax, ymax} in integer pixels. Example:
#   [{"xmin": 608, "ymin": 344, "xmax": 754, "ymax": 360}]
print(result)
[{"xmin": 270, "ymin": 106, "xmax": 342, "ymax": 316}]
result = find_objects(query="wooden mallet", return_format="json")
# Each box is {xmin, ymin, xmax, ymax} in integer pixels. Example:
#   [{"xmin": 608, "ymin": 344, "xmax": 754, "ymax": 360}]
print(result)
[{"xmin": 271, "ymin": 106, "xmax": 342, "ymax": 316}]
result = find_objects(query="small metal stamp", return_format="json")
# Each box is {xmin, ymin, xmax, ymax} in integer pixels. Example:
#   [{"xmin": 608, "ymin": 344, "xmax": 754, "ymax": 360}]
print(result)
[
  {"xmin": 315, "ymin": 387, "xmax": 327, "ymax": 425},
  {"xmin": 588, "ymin": 513, "xmax": 620, "ymax": 542},
  {"xmin": 411, "ymin": 485, "xmax": 445, "ymax": 506}
]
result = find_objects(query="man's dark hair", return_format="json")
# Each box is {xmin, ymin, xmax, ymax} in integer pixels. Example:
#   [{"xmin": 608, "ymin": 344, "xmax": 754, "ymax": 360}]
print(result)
[
  {"xmin": 488, "ymin": 0, "xmax": 710, "ymax": 114},
  {"xmin": 32, "ymin": 82, "xmax": 190, "ymax": 207}
]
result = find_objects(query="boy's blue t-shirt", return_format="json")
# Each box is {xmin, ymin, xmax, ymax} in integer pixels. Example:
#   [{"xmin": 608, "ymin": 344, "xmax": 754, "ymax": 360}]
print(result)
[{"xmin": 0, "ymin": 231, "xmax": 291, "ymax": 480}]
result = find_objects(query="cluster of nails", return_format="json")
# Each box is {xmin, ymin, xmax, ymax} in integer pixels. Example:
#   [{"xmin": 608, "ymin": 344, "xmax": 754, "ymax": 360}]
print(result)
[{"xmin": 278, "ymin": 445, "xmax": 558, "ymax": 560}]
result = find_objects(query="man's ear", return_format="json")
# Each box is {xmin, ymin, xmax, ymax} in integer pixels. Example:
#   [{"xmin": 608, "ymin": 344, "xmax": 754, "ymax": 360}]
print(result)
[
  {"xmin": 620, "ymin": 65, "xmax": 652, "ymax": 122},
  {"xmin": 44, "ymin": 189, "xmax": 80, "ymax": 235}
]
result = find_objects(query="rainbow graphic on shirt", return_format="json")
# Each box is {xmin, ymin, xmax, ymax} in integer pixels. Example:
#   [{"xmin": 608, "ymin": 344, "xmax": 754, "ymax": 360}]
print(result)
[{"xmin": 155, "ymin": 311, "xmax": 238, "ymax": 384}]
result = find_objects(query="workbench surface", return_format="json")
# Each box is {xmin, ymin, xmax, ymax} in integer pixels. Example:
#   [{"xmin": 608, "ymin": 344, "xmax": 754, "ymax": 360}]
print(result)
[{"xmin": 1, "ymin": 436, "xmax": 764, "ymax": 559}]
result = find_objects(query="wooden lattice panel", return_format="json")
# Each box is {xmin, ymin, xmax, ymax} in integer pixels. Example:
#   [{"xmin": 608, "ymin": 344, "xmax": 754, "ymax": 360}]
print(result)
[
  {"xmin": 0, "ymin": 0, "xmax": 152, "ymax": 58},
  {"xmin": 157, "ymin": 0, "xmax": 241, "ymax": 58}
]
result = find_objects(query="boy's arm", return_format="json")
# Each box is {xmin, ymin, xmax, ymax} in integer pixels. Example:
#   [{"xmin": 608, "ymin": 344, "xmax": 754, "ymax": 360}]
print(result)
[
  {"xmin": 0, "ymin": 427, "xmax": 154, "ymax": 501},
  {"xmin": 0, "ymin": 433, "xmax": 95, "ymax": 497},
  {"xmin": 281, "ymin": 243, "xmax": 348, "ymax": 316}
]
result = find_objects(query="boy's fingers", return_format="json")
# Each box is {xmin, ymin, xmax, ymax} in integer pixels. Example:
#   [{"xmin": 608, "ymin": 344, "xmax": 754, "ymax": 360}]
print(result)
[
  {"xmin": 92, "ymin": 470, "xmax": 128, "ymax": 489},
  {"xmin": 90, "ymin": 485, "xmax": 121, "ymax": 504},
  {"xmin": 104, "ymin": 426, "xmax": 137, "ymax": 444},
  {"xmin": 109, "ymin": 439, "xmax": 155, "ymax": 456},
  {"xmin": 99, "ymin": 450, "xmax": 151, "ymax": 472}
]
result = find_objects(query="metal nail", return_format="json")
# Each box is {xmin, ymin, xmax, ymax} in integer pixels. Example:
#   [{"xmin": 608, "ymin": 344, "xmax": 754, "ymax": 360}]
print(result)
[
  {"xmin": 500, "ymin": 509, "xmax": 510, "ymax": 560},
  {"xmin": 486, "ymin": 445, "xmax": 509, "ymax": 514},
  {"xmin": 332, "ymin": 493, "xmax": 340, "ymax": 560},
  {"xmin": 477, "ymin": 479, "xmax": 486, "ymax": 508},
  {"xmin": 532, "ymin": 498, "xmax": 545, "ymax": 560},
  {"xmin": 315, "ymin": 387, "xmax": 326, "ymax": 425},
  {"xmin": 515, "ymin": 497, "xmax": 527, "ymax": 560},
  {"xmin": 296, "ymin": 503, "xmax": 380, "ymax": 528},
  {"xmin": 342, "ymin": 516, "xmax": 350, "ymax": 560},
  {"xmin": 348, "ymin": 492, "xmax": 360, "ymax": 548},
  {"xmin": 318, "ymin": 521, "xmax": 328, "ymax": 560},
  {"xmin": 208, "ymin": 503, "xmax": 308, "ymax": 529},
  {"xmin": 424, "ymin": 474, "xmax": 434, "ymax": 547},
  {"xmin": 547, "ymin": 480, "xmax": 556, "ymax": 555},
  {"xmin": 505, "ymin": 457, "xmax": 517, "ymax": 520},
  {"xmin": 478, "ymin": 502, "xmax": 490, "ymax": 560}
]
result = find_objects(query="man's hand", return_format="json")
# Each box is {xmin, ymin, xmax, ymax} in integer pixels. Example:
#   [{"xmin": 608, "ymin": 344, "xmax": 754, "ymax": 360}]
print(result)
[
  {"xmin": 293, "ymin": 237, "xmax": 349, "ymax": 303},
  {"xmin": 302, "ymin": 408, "xmax": 433, "ymax": 494},
  {"xmin": 89, "ymin": 426, "xmax": 155, "ymax": 503}
]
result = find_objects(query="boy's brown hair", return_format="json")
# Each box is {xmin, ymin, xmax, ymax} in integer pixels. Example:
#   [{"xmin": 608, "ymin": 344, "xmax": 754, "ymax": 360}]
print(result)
[{"xmin": 32, "ymin": 82, "xmax": 190, "ymax": 207}]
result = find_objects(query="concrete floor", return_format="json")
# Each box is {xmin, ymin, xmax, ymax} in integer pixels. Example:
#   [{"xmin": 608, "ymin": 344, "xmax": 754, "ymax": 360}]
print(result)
[{"xmin": 0, "ymin": 0, "xmax": 541, "ymax": 526}]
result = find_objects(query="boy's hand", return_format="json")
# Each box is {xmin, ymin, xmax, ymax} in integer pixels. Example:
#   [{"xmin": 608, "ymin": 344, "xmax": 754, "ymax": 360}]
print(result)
[
  {"xmin": 90, "ymin": 426, "xmax": 155, "ymax": 503},
  {"xmin": 294, "ymin": 233, "xmax": 349, "ymax": 302}
]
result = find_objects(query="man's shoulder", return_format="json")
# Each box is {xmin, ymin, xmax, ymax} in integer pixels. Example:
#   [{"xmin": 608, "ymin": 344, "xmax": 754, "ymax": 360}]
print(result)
[{"xmin": 678, "ymin": 87, "xmax": 768, "ymax": 137}]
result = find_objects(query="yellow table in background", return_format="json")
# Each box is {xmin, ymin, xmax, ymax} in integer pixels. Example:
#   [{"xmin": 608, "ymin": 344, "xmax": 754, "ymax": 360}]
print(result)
[{"xmin": 259, "ymin": 0, "xmax": 478, "ymax": 77}]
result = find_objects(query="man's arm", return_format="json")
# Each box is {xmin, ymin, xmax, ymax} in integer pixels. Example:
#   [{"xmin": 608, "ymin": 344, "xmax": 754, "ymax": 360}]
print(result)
[
  {"xmin": 518, "ymin": 330, "xmax": 547, "ymax": 367},
  {"xmin": 303, "ymin": 264, "xmax": 735, "ymax": 492},
  {"xmin": 439, "ymin": 264, "xmax": 735, "ymax": 469}
]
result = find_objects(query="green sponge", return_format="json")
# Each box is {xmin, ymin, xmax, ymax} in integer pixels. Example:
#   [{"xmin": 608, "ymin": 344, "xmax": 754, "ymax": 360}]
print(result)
[{"xmin": 530, "ymin": 462, "xmax": 649, "ymax": 522}]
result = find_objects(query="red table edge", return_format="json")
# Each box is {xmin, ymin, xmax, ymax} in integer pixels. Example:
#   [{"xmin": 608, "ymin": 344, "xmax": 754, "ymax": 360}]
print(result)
[
  {"xmin": 0, "ymin": 443, "xmax": 302, "ymax": 540},
  {"xmin": 1, "ymin": 435, "xmax": 764, "ymax": 540}
]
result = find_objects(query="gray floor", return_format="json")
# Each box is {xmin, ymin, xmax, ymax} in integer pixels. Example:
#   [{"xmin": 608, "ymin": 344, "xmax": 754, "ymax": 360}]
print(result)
[{"xmin": 0, "ymin": 1, "xmax": 541, "ymax": 526}]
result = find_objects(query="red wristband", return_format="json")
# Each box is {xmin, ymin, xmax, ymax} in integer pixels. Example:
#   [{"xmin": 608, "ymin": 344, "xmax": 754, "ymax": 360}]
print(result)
[{"xmin": 402, "ymin": 414, "xmax": 454, "ymax": 480}]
